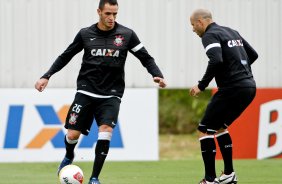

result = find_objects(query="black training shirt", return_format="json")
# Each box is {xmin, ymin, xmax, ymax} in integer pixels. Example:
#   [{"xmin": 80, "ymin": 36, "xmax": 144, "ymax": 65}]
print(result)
[
  {"xmin": 198, "ymin": 23, "xmax": 258, "ymax": 91},
  {"xmin": 42, "ymin": 23, "xmax": 164, "ymax": 97}
]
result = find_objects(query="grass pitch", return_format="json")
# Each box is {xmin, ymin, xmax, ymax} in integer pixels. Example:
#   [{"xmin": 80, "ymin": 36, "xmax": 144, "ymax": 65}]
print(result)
[
  {"xmin": 0, "ymin": 159, "xmax": 281, "ymax": 184},
  {"xmin": 1, "ymin": 135, "xmax": 281, "ymax": 183}
]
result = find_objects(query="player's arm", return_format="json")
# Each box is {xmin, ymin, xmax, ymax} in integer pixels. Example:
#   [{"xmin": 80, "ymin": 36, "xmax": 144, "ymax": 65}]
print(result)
[
  {"xmin": 41, "ymin": 31, "xmax": 84, "ymax": 79},
  {"xmin": 242, "ymin": 37, "xmax": 258, "ymax": 65},
  {"xmin": 198, "ymin": 33, "xmax": 223, "ymax": 91},
  {"xmin": 129, "ymin": 31, "xmax": 166, "ymax": 88},
  {"xmin": 35, "ymin": 31, "xmax": 83, "ymax": 92}
]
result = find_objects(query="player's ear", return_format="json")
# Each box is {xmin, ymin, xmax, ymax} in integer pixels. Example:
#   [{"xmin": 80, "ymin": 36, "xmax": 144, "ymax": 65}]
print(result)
[
  {"xmin": 198, "ymin": 18, "xmax": 205, "ymax": 27},
  {"xmin": 197, "ymin": 18, "xmax": 202, "ymax": 24},
  {"xmin": 97, "ymin": 8, "xmax": 101, "ymax": 16}
]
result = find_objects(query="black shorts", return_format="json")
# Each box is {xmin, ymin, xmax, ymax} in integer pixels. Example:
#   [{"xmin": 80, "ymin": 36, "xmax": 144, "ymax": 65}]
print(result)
[
  {"xmin": 65, "ymin": 92, "xmax": 121, "ymax": 135},
  {"xmin": 198, "ymin": 87, "xmax": 256, "ymax": 134}
]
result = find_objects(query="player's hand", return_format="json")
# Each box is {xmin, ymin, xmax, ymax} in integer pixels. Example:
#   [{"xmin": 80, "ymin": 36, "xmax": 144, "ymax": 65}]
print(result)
[
  {"xmin": 189, "ymin": 85, "xmax": 201, "ymax": 97},
  {"xmin": 35, "ymin": 78, "xmax": 49, "ymax": 92},
  {"xmin": 153, "ymin": 77, "xmax": 167, "ymax": 88}
]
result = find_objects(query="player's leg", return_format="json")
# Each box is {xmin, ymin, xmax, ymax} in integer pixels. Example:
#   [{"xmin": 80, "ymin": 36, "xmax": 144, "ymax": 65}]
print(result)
[
  {"xmin": 65, "ymin": 130, "xmax": 81, "ymax": 159},
  {"xmin": 58, "ymin": 93, "xmax": 94, "ymax": 175},
  {"xmin": 217, "ymin": 87, "xmax": 256, "ymax": 183},
  {"xmin": 89, "ymin": 97, "xmax": 121, "ymax": 184},
  {"xmin": 57, "ymin": 129, "xmax": 81, "ymax": 175},
  {"xmin": 215, "ymin": 129, "xmax": 234, "ymax": 174},
  {"xmin": 211, "ymin": 91, "xmax": 237, "ymax": 183},
  {"xmin": 197, "ymin": 90, "xmax": 229, "ymax": 183},
  {"xmin": 216, "ymin": 129, "xmax": 238, "ymax": 184},
  {"xmin": 89, "ymin": 125, "xmax": 113, "ymax": 184},
  {"xmin": 199, "ymin": 132, "xmax": 217, "ymax": 183},
  {"xmin": 197, "ymin": 108, "xmax": 218, "ymax": 182}
]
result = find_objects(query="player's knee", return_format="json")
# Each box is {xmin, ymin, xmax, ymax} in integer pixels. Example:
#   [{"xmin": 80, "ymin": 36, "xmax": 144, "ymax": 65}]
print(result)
[
  {"xmin": 99, "ymin": 124, "xmax": 113, "ymax": 133},
  {"xmin": 217, "ymin": 128, "xmax": 227, "ymax": 134},
  {"xmin": 67, "ymin": 130, "xmax": 81, "ymax": 140},
  {"xmin": 215, "ymin": 129, "xmax": 229, "ymax": 138},
  {"xmin": 198, "ymin": 131, "xmax": 207, "ymax": 138},
  {"xmin": 198, "ymin": 126, "xmax": 217, "ymax": 135}
]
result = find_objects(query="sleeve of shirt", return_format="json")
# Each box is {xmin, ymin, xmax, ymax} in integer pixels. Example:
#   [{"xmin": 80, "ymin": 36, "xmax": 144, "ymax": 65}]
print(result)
[
  {"xmin": 241, "ymin": 36, "xmax": 258, "ymax": 65},
  {"xmin": 198, "ymin": 33, "xmax": 223, "ymax": 91},
  {"xmin": 128, "ymin": 30, "xmax": 164, "ymax": 78},
  {"xmin": 41, "ymin": 31, "xmax": 84, "ymax": 79}
]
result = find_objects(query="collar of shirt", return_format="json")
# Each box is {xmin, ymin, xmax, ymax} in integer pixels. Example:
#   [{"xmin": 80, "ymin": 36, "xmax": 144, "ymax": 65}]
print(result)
[{"xmin": 205, "ymin": 22, "xmax": 217, "ymax": 33}]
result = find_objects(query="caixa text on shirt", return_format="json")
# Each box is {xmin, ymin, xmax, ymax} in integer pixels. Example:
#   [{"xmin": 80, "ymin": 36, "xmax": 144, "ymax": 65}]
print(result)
[
  {"xmin": 91, "ymin": 49, "xmax": 120, "ymax": 57},
  {"xmin": 227, "ymin": 39, "xmax": 243, "ymax": 47}
]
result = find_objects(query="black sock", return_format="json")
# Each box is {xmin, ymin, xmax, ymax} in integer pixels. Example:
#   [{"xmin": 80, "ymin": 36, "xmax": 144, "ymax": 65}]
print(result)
[
  {"xmin": 91, "ymin": 139, "xmax": 110, "ymax": 179},
  {"xmin": 64, "ymin": 135, "xmax": 77, "ymax": 159},
  {"xmin": 200, "ymin": 137, "xmax": 216, "ymax": 181},
  {"xmin": 216, "ymin": 132, "xmax": 233, "ymax": 174}
]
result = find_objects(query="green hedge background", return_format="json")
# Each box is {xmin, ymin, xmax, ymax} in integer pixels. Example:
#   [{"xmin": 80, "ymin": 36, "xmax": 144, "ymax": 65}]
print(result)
[{"xmin": 159, "ymin": 89, "xmax": 212, "ymax": 134}]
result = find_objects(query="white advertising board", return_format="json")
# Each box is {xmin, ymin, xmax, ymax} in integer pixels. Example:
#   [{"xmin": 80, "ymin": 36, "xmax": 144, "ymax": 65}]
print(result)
[{"xmin": 0, "ymin": 88, "xmax": 158, "ymax": 162}]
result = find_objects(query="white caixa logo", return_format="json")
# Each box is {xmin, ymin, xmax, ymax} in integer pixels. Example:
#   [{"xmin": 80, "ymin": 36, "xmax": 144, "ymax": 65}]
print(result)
[{"xmin": 257, "ymin": 100, "xmax": 282, "ymax": 159}]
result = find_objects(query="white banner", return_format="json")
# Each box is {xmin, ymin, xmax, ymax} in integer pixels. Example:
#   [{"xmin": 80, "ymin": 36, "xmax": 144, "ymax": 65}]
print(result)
[
  {"xmin": 0, "ymin": 88, "xmax": 158, "ymax": 162},
  {"xmin": 258, "ymin": 100, "xmax": 282, "ymax": 159}
]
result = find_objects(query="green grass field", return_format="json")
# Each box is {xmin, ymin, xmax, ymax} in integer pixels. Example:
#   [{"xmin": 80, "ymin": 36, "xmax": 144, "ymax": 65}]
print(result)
[
  {"xmin": 1, "ymin": 135, "xmax": 281, "ymax": 183},
  {"xmin": 0, "ymin": 159, "xmax": 281, "ymax": 183}
]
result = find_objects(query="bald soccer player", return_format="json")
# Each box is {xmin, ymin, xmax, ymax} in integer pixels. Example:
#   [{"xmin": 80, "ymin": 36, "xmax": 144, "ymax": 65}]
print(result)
[{"xmin": 189, "ymin": 9, "xmax": 258, "ymax": 184}]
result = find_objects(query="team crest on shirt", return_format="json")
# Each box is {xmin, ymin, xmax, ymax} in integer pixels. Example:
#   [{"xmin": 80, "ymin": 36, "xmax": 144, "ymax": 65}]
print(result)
[
  {"xmin": 114, "ymin": 35, "xmax": 124, "ymax": 46},
  {"xmin": 69, "ymin": 113, "xmax": 78, "ymax": 125}
]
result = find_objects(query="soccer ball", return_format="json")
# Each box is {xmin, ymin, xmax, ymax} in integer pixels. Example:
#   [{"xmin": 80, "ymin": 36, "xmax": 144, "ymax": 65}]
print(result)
[{"xmin": 59, "ymin": 165, "xmax": 84, "ymax": 184}]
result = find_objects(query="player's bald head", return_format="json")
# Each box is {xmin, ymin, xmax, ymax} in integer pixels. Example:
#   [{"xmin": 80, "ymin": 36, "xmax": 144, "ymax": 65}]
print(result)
[
  {"xmin": 189, "ymin": 9, "xmax": 214, "ymax": 37},
  {"xmin": 190, "ymin": 9, "xmax": 213, "ymax": 21}
]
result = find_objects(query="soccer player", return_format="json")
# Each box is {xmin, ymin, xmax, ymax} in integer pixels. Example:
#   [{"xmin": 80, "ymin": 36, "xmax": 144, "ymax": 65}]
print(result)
[
  {"xmin": 189, "ymin": 9, "xmax": 258, "ymax": 184},
  {"xmin": 34, "ymin": 0, "xmax": 166, "ymax": 183}
]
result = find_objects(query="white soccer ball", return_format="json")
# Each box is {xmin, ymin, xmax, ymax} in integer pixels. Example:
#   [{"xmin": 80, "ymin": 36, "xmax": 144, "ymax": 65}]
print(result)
[{"xmin": 59, "ymin": 165, "xmax": 84, "ymax": 184}]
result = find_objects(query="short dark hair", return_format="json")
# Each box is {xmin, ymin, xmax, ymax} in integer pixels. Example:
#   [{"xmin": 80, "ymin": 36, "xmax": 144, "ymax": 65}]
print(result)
[{"xmin": 99, "ymin": 0, "xmax": 118, "ymax": 9}]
